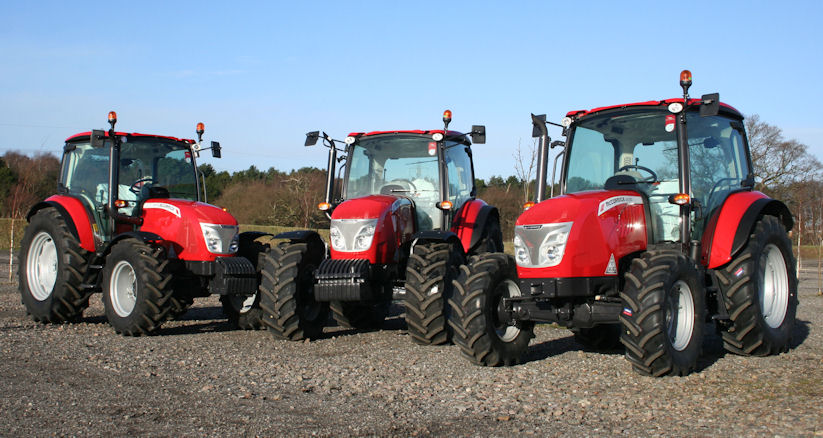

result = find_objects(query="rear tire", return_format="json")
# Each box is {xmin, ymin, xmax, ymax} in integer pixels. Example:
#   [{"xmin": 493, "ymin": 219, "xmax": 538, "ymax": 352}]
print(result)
[
  {"xmin": 19, "ymin": 208, "xmax": 92, "ymax": 323},
  {"xmin": 102, "ymin": 239, "xmax": 175, "ymax": 336},
  {"xmin": 448, "ymin": 253, "xmax": 534, "ymax": 366},
  {"xmin": 259, "ymin": 241, "xmax": 328, "ymax": 340},
  {"xmin": 222, "ymin": 238, "xmax": 270, "ymax": 330},
  {"xmin": 620, "ymin": 251, "xmax": 705, "ymax": 376},
  {"xmin": 404, "ymin": 242, "xmax": 464, "ymax": 345},
  {"xmin": 716, "ymin": 215, "xmax": 797, "ymax": 356}
]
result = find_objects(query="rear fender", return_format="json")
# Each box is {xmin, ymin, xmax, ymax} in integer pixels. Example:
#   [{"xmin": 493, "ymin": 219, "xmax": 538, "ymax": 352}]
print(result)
[
  {"xmin": 451, "ymin": 199, "xmax": 498, "ymax": 254},
  {"xmin": 27, "ymin": 196, "xmax": 96, "ymax": 252},
  {"xmin": 703, "ymin": 191, "xmax": 793, "ymax": 268}
]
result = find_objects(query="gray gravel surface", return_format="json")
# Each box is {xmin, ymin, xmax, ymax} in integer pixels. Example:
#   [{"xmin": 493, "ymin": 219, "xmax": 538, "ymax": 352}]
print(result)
[{"xmin": 2, "ymin": 253, "xmax": 822, "ymax": 437}]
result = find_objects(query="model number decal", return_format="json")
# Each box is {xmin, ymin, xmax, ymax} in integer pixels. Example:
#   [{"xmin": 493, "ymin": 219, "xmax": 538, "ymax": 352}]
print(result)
[
  {"xmin": 143, "ymin": 202, "xmax": 181, "ymax": 218},
  {"xmin": 597, "ymin": 196, "xmax": 642, "ymax": 216}
]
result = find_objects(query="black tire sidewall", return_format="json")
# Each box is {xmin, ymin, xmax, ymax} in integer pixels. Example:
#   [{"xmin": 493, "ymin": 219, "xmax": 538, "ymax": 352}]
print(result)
[
  {"xmin": 483, "ymin": 259, "xmax": 533, "ymax": 357},
  {"xmin": 102, "ymin": 241, "xmax": 159, "ymax": 333},
  {"xmin": 19, "ymin": 216, "xmax": 65, "ymax": 317}
]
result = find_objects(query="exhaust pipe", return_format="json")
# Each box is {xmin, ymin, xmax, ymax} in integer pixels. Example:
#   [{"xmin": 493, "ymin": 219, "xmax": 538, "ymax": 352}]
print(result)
[{"xmin": 531, "ymin": 114, "xmax": 550, "ymax": 203}]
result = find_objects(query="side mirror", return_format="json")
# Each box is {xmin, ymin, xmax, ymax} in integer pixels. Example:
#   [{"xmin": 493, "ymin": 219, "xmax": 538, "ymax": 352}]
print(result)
[
  {"xmin": 531, "ymin": 114, "xmax": 548, "ymax": 138},
  {"xmin": 700, "ymin": 93, "xmax": 720, "ymax": 117},
  {"xmin": 470, "ymin": 125, "xmax": 486, "ymax": 144},
  {"xmin": 90, "ymin": 129, "xmax": 105, "ymax": 148},
  {"xmin": 211, "ymin": 141, "xmax": 221, "ymax": 158},
  {"xmin": 305, "ymin": 131, "xmax": 320, "ymax": 146}
]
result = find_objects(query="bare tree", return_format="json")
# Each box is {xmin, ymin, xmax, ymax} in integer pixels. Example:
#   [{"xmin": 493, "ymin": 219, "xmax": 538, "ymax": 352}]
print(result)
[{"xmin": 513, "ymin": 138, "xmax": 537, "ymax": 203}]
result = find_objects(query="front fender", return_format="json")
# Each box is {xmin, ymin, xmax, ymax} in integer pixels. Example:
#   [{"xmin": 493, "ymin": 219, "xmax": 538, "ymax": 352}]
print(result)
[{"xmin": 702, "ymin": 191, "xmax": 793, "ymax": 268}]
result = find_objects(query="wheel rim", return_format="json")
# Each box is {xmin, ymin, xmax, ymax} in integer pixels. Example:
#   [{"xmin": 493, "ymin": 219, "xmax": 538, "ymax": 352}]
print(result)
[
  {"xmin": 109, "ymin": 260, "xmax": 137, "ymax": 317},
  {"xmin": 666, "ymin": 280, "xmax": 695, "ymax": 352},
  {"xmin": 27, "ymin": 231, "xmax": 58, "ymax": 301},
  {"xmin": 230, "ymin": 293, "xmax": 256, "ymax": 314},
  {"xmin": 760, "ymin": 243, "xmax": 789, "ymax": 328},
  {"xmin": 492, "ymin": 279, "xmax": 521, "ymax": 343}
]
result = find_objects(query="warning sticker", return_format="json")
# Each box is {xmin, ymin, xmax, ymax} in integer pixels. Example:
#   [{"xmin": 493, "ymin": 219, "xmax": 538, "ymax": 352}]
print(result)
[
  {"xmin": 597, "ymin": 196, "xmax": 643, "ymax": 216},
  {"xmin": 143, "ymin": 202, "xmax": 181, "ymax": 218},
  {"xmin": 605, "ymin": 253, "xmax": 618, "ymax": 275}
]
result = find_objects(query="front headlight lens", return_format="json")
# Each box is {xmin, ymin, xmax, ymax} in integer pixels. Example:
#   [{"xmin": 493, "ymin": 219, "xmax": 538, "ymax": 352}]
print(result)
[
  {"xmin": 353, "ymin": 223, "xmax": 376, "ymax": 251},
  {"xmin": 513, "ymin": 234, "xmax": 531, "ymax": 266},
  {"xmin": 329, "ymin": 225, "xmax": 346, "ymax": 251},
  {"xmin": 538, "ymin": 222, "xmax": 572, "ymax": 267},
  {"xmin": 200, "ymin": 223, "xmax": 239, "ymax": 255}
]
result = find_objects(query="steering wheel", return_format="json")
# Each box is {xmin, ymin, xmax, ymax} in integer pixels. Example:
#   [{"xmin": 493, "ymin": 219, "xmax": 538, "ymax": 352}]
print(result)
[
  {"xmin": 129, "ymin": 176, "xmax": 157, "ymax": 194},
  {"xmin": 617, "ymin": 165, "xmax": 658, "ymax": 183},
  {"xmin": 388, "ymin": 179, "xmax": 418, "ymax": 192}
]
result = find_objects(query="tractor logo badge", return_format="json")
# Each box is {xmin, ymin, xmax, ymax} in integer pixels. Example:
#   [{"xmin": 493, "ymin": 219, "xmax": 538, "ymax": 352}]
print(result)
[
  {"xmin": 622, "ymin": 307, "xmax": 633, "ymax": 317},
  {"xmin": 143, "ymin": 202, "xmax": 181, "ymax": 218},
  {"xmin": 665, "ymin": 114, "xmax": 676, "ymax": 132},
  {"xmin": 598, "ymin": 196, "xmax": 643, "ymax": 216},
  {"xmin": 605, "ymin": 254, "xmax": 617, "ymax": 275}
]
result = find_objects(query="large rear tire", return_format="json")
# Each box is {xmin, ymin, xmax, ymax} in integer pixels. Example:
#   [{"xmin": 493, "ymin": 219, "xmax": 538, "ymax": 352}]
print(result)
[
  {"xmin": 716, "ymin": 215, "xmax": 797, "ymax": 356},
  {"xmin": 19, "ymin": 208, "xmax": 92, "ymax": 323},
  {"xmin": 222, "ymin": 238, "xmax": 270, "ymax": 330},
  {"xmin": 620, "ymin": 251, "xmax": 705, "ymax": 376},
  {"xmin": 259, "ymin": 241, "xmax": 328, "ymax": 340},
  {"xmin": 102, "ymin": 239, "xmax": 175, "ymax": 336},
  {"xmin": 449, "ymin": 253, "xmax": 534, "ymax": 366},
  {"xmin": 404, "ymin": 242, "xmax": 464, "ymax": 345}
]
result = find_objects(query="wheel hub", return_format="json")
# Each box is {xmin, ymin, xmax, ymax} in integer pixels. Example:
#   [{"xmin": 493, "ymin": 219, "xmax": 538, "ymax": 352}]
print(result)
[
  {"xmin": 666, "ymin": 280, "xmax": 695, "ymax": 352},
  {"xmin": 110, "ymin": 260, "xmax": 137, "ymax": 317},
  {"xmin": 27, "ymin": 232, "xmax": 58, "ymax": 301},
  {"xmin": 760, "ymin": 244, "xmax": 789, "ymax": 328}
]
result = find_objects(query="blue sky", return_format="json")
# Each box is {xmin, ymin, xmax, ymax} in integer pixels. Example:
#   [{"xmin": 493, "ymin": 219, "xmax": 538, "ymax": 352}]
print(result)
[{"xmin": 1, "ymin": 1, "xmax": 821, "ymax": 180}]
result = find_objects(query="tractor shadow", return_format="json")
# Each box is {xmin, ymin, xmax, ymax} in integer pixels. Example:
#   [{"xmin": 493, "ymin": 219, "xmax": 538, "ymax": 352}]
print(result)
[
  {"xmin": 524, "ymin": 332, "xmax": 625, "ymax": 364},
  {"xmin": 74, "ymin": 306, "xmax": 235, "ymax": 336},
  {"xmin": 317, "ymin": 302, "xmax": 408, "ymax": 340}
]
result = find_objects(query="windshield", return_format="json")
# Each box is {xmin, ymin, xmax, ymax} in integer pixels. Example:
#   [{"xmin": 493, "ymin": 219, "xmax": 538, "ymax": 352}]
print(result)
[{"xmin": 564, "ymin": 108, "xmax": 751, "ymax": 243}]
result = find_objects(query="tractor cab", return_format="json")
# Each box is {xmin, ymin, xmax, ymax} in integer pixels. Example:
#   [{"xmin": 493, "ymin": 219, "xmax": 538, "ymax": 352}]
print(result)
[{"xmin": 560, "ymin": 99, "xmax": 752, "ymax": 244}]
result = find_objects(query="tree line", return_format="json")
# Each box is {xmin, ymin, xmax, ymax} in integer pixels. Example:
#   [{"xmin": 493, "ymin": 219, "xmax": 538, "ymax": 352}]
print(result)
[{"xmin": 1, "ymin": 115, "xmax": 821, "ymax": 244}]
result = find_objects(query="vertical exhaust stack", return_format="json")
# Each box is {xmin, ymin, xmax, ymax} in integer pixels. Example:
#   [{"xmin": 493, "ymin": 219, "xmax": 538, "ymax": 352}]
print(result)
[
  {"xmin": 531, "ymin": 114, "xmax": 550, "ymax": 203},
  {"xmin": 324, "ymin": 135, "xmax": 337, "ymax": 207}
]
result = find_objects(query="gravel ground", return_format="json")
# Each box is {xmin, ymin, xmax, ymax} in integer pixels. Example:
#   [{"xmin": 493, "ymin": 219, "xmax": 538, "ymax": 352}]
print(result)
[{"xmin": 1, "ymin": 252, "xmax": 821, "ymax": 437}]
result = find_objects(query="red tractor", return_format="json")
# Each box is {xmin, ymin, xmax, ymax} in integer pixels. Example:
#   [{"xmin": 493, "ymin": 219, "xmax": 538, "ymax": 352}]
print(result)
[
  {"xmin": 449, "ymin": 71, "xmax": 797, "ymax": 376},
  {"xmin": 19, "ymin": 112, "xmax": 261, "ymax": 335},
  {"xmin": 258, "ymin": 111, "xmax": 502, "ymax": 344}
]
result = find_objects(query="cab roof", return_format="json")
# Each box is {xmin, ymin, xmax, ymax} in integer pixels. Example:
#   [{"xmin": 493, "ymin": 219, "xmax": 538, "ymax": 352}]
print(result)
[
  {"xmin": 65, "ymin": 131, "xmax": 195, "ymax": 144},
  {"xmin": 347, "ymin": 130, "xmax": 471, "ymax": 145},
  {"xmin": 566, "ymin": 98, "xmax": 742, "ymax": 120}
]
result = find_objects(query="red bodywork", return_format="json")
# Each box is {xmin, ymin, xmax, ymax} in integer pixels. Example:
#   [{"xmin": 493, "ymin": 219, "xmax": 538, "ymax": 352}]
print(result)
[
  {"xmin": 66, "ymin": 131, "xmax": 195, "ymax": 144},
  {"xmin": 702, "ymin": 191, "xmax": 770, "ymax": 269},
  {"xmin": 329, "ymin": 195, "xmax": 414, "ymax": 264},
  {"xmin": 516, "ymin": 190, "xmax": 647, "ymax": 278},
  {"xmin": 567, "ymin": 98, "xmax": 742, "ymax": 119},
  {"xmin": 452, "ymin": 199, "xmax": 489, "ymax": 253},
  {"xmin": 45, "ymin": 195, "xmax": 237, "ymax": 262}
]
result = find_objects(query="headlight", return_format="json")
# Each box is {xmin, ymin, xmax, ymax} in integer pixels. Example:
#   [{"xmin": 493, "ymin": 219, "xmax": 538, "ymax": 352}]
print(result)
[
  {"xmin": 513, "ymin": 234, "xmax": 531, "ymax": 266},
  {"xmin": 200, "ymin": 223, "xmax": 239, "ymax": 255},
  {"xmin": 538, "ymin": 222, "xmax": 572, "ymax": 267},
  {"xmin": 329, "ymin": 219, "xmax": 378, "ymax": 252},
  {"xmin": 514, "ymin": 222, "xmax": 572, "ymax": 268},
  {"xmin": 329, "ymin": 225, "xmax": 346, "ymax": 251}
]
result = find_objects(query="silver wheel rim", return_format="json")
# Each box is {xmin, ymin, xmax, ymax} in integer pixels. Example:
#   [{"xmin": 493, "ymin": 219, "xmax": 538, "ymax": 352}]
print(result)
[
  {"xmin": 109, "ymin": 261, "xmax": 137, "ymax": 317},
  {"xmin": 27, "ymin": 231, "xmax": 58, "ymax": 301},
  {"xmin": 667, "ymin": 280, "xmax": 695, "ymax": 352},
  {"xmin": 760, "ymin": 244, "xmax": 789, "ymax": 328},
  {"xmin": 495, "ymin": 279, "xmax": 522, "ymax": 342},
  {"xmin": 230, "ymin": 293, "xmax": 256, "ymax": 314}
]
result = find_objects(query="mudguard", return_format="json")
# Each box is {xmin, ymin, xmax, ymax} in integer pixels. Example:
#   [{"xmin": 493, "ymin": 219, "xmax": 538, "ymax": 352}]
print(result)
[
  {"xmin": 274, "ymin": 230, "xmax": 326, "ymax": 257},
  {"xmin": 412, "ymin": 230, "xmax": 462, "ymax": 251},
  {"xmin": 702, "ymin": 191, "xmax": 793, "ymax": 268},
  {"xmin": 27, "ymin": 196, "xmax": 96, "ymax": 252},
  {"xmin": 451, "ymin": 199, "xmax": 499, "ymax": 254},
  {"xmin": 105, "ymin": 231, "xmax": 165, "ymax": 255}
]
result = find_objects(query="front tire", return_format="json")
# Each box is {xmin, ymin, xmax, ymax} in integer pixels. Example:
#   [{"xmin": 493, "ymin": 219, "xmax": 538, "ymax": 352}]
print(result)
[
  {"xmin": 259, "ymin": 241, "xmax": 328, "ymax": 340},
  {"xmin": 716, "ymin": 215, "xmax": 797, "ymax": 356},
  {"xmin": 222, "ymin": 238, "xmax": 270, "ymax": 330},
  {"xmin": 449, "ymin": 253, "xmax": 534, "ymax": 366},
  {"xmin": 620, "ymin": 251, "xmax": 706, "ymax": 376},
  {"xmin": 404, "ymin": 242, "xmax": 465, "ymax": 345},
  {"xmin": 19, "ymin": 208, "xmax": 92, "ymax": 323},
  {"xmin": 102, "ymin": 239, "xmax": 175, "ymax": 336}
]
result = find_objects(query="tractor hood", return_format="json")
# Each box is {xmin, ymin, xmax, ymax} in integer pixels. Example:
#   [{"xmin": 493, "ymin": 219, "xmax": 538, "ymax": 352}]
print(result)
[
  {"xmin": 515, "ymin": 190, "xmax": 647, "ymax": 278},
  {"xmin": 139, "ymin": 199, "xmax": 239, "ymax": 262},
  {"xmin": 328, "ymin": 194, "xmax": 414, "ymax": 264}
]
